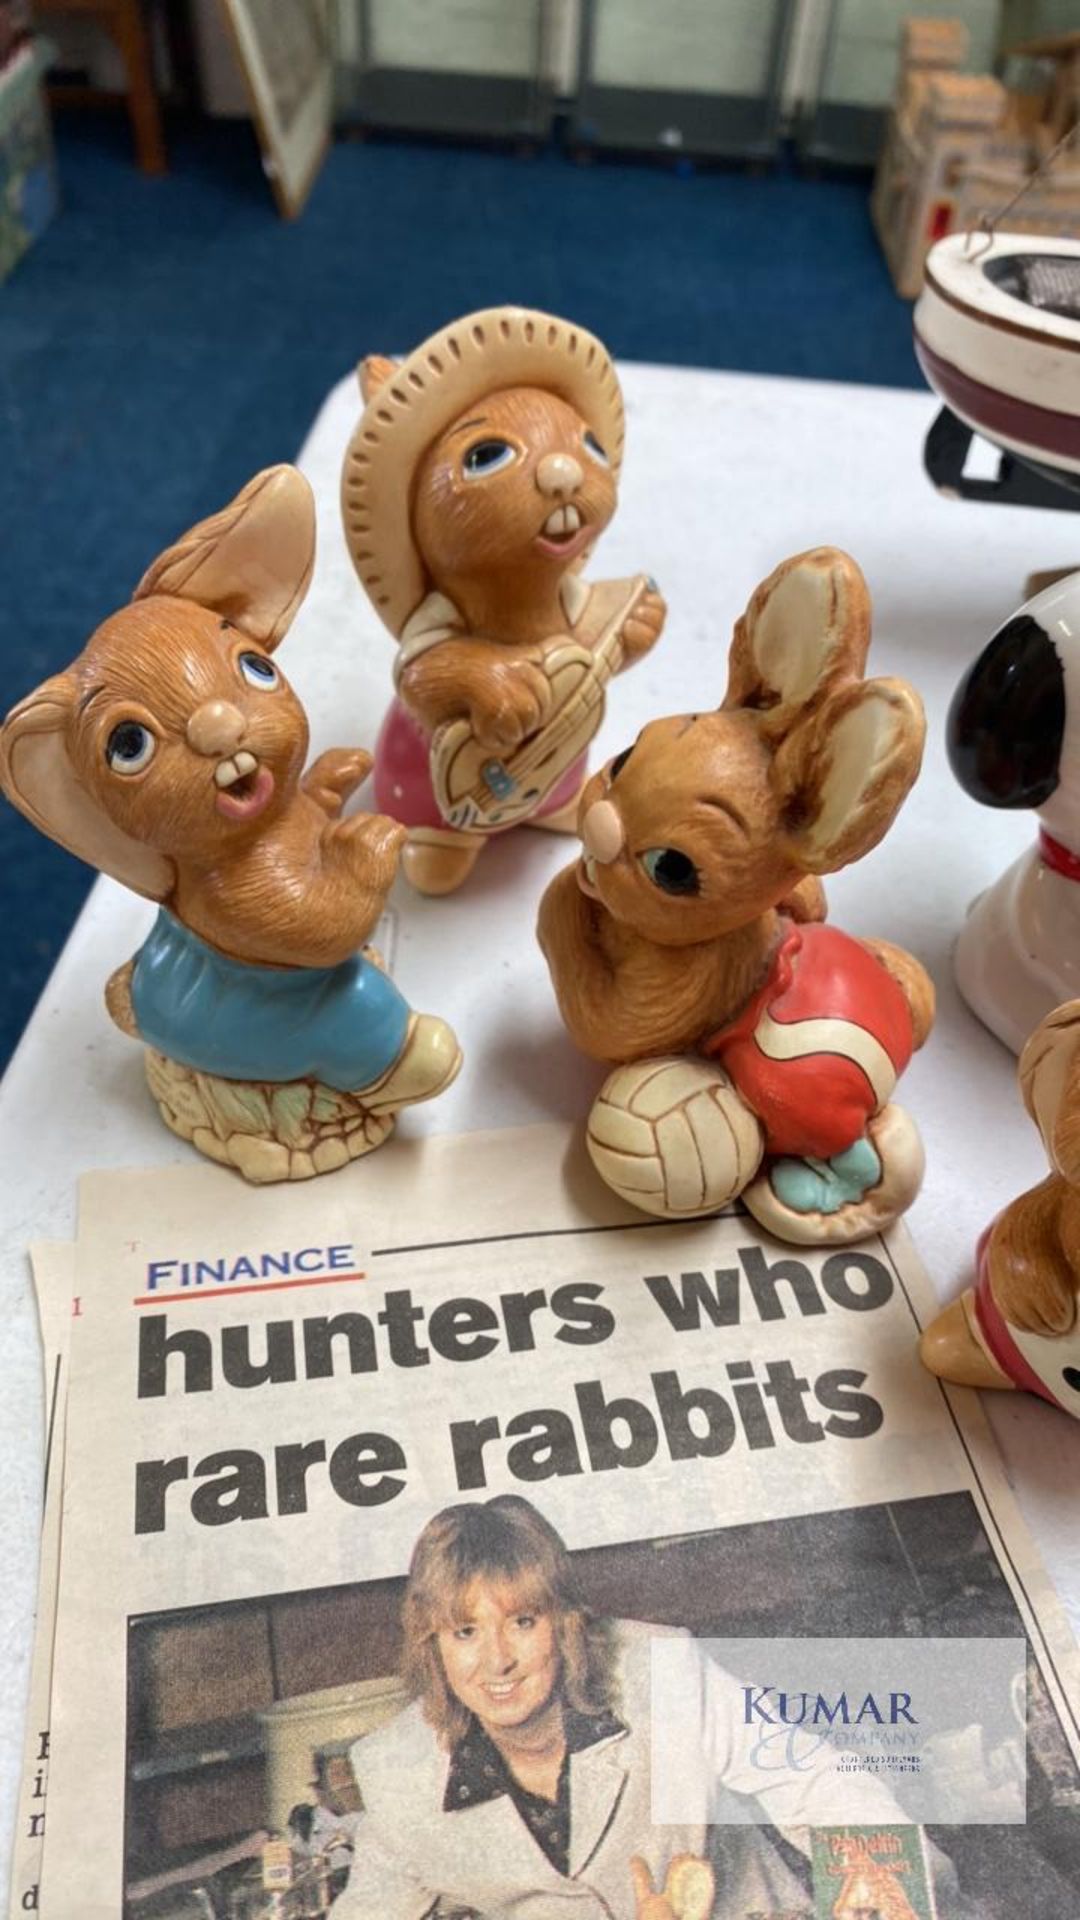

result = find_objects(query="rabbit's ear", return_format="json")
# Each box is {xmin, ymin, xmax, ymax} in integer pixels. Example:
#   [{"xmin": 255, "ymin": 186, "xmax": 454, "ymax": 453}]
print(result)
[
  {"xmin": 359, "ymin": 354, "xmax": 395, "ymax": 402},
  {"xmin": 772, "ymin": 677, "xmax": 925, "ymax": 876},
  {"xmin": 0, "ymin": 674, "xmax": 174, "ymax": 900},
  {"xmin": 134, "ymin": 466, "xmax": 314, "ymax": 651},
  {"xmin": 724, "ymin": 548, "xmax": 871, "ymax": 739}
]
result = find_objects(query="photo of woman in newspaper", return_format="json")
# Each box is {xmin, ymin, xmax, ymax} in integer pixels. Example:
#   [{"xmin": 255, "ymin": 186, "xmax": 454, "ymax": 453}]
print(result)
[{"xmin": 328, "ymin": 1494, "xmax": 954, "ymax": 1920}]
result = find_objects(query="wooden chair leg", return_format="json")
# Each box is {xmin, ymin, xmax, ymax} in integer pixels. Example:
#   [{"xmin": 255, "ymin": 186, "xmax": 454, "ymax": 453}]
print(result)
[{"xmin": 112, "ymin": 0, "xmax": 167, "ymax": 174}]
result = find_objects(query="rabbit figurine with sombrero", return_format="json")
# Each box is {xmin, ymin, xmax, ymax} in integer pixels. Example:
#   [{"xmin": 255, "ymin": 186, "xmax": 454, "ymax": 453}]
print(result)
[
  {"xmin": 538, "ymin": 547, "xmax": 935, "ymax": 1244},
  {"xmin": 0, "ymin": 466, "xmax": 461, "ymax": 1184},
  {"xmin": 920, "ymin": 999, "xmax": 1080, "ymax": 1417},
  {"xmin": 340, "ymin": 306, "xmax": 666, "ymax": 895}
]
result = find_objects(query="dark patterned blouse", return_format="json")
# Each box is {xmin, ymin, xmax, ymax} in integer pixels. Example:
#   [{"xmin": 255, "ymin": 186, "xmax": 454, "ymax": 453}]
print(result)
[{"xmin": 441, "ymin": 1706, "xmax": 625, "ymax": 1877}]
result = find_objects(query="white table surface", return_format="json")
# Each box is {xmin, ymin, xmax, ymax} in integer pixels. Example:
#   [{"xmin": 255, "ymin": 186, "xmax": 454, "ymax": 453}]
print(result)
[{"xmin": 4, "ymin": 361, "xmax": 1080, "ymax": 1877}]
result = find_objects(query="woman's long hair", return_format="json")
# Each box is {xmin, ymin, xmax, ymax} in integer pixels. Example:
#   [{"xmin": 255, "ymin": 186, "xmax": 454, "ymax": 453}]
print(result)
[{"xmin": 400, "ymin": 1495, "xmax": 616, "ymax": 1747}]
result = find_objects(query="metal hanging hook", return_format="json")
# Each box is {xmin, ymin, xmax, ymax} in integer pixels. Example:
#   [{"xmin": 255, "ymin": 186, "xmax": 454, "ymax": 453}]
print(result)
[{"xmin": 965, "ymin": 120, "xmax": 1080, "ymax": 262}]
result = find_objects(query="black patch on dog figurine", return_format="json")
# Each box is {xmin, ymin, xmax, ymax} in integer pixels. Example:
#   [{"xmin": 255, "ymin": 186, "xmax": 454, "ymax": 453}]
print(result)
[{"xmin": 947, "ymin": 614, "xmax": 1065, "ymax": 808}]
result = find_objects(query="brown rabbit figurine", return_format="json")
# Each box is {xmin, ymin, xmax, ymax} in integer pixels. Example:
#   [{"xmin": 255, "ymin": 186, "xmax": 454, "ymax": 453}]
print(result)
[
  {"xmin": 0, "ymin": 466, "xmax": 461, "ymax": 1184},
  {"xmin": 341, "ymin": 306, "xmax": 666, "ymax": 895},
  {"xmin": 538, "ymin": 547, "xmax": 934, "ymax": 1244},
  {"xmin": 920, "ymin": 999, "xmax": 1080, "ymax": 1415}
]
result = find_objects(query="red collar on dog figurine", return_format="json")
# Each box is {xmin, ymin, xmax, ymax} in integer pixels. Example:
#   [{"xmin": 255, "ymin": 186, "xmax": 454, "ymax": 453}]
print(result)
[{"xmin": 1038, "ymin": 826, "xmax": 1080, "ymax": 884}]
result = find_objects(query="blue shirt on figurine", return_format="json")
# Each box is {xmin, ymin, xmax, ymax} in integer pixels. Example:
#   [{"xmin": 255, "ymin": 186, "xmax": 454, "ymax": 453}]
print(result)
[{"xmin": 131, "ymin": 910, "xmax": 410, "ymax": 1091}]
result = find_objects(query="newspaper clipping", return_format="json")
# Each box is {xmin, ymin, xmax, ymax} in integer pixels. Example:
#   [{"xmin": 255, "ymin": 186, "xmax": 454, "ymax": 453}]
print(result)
[
  {"xmin": 9, "ymin": 1245, "xmax": 72, "ymax": 1920},
  {"xmin": 13, "ymin": 1124, "xmax": 1080, "ymax": 1919}
]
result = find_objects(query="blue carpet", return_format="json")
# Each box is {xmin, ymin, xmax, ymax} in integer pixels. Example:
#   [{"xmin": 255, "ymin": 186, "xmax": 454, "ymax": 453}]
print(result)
[{"xmin": 0, "ymin": 112, "xmax": 921, "ymax": 1069}]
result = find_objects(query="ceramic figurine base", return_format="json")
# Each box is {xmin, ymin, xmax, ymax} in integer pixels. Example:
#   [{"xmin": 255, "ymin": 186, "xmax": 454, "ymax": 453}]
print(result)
[
  {"xmin": 144, "ymin": 1008, "xmax": 462, "ymax": 1185},
  {"xmin": 341, "ymin": 307, "xmax": 666, "ymax": 896},
  {"xmin": 146, "ymin": 1052, "xmax": 396, "ymax": 1183},
  {"xmin": 954, "ymin": 848, "xmax": 1080, "ymax": 1055},
  {"xmin": 538, "ymin": 547, "xmax": 934, "ymax": 1247}
]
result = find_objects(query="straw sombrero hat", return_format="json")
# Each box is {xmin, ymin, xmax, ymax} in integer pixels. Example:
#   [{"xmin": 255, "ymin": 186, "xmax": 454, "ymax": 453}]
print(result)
[{"xmin": 340, "ymin": 306, "xmax": 626, "ymax": 640}]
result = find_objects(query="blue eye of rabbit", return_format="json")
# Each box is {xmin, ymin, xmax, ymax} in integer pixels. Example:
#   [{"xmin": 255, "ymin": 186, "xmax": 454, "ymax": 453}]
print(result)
[
  {"xmin": 462, "ymin": 438, "xmax": 517, "ymax": 479},
  {"xmin": 238, "ymin": 651, "xmax": 278, "ymax": 688},
  {"xmin": 583, "ymin": 429, "xmax": 609, "ymax": 467},
  {"xmin": 641, "ymin": 847, "xmax": 700, "ymax": 896},
  {"xmin": 106, "ymin": 721, "xmax": 155, "ymax": 775}
]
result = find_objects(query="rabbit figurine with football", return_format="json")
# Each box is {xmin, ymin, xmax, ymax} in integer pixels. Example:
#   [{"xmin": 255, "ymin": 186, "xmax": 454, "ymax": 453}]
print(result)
[
  {"xmin": 0, "ymin": 466, "xmax": 461, "ymax": 1184},
  {"xmin": 538, "ymin": 547, "xmax": 934, "ymax": 1244},
  {"xmin": 341, "ymin": 306, "xmax": 666, "ymax": 895},
  {"xmin": 920, "ymin": 999, "xmax": 1080, "ymax": 1416}
]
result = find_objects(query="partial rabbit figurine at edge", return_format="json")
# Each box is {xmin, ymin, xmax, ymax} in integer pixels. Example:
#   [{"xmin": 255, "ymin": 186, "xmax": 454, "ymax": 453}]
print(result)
[
  {"xmin": 920, "ymin": 999, "xmax": 1080, "ymax": 1417},
  {"xmin": 538, "ymin": 547, "xmax": 935, "ymax": 1246},
  {"xmin": 341, "ymin": 306, "xmax": 666, "ymax": 896},
  {"xmin": 0, "ymin": 466, "xmax": 461, "ymax": 1185}
]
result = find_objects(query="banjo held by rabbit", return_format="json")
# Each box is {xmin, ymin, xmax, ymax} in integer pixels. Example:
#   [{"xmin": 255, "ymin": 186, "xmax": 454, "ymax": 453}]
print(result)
[
  {"xmin": 537, "ymin": 547, "xmax": 935, "ymax": 1246},
  {"xmin": 340, "ymin": 306, "xmax": 666, "ymax": 894},
  {"xmin": 0, "ymin": 466, "xmax": 461, "ymax": 1185},
  {"xmin": 920, "ymin": 999, "xmax": 1080, "ymax": 1416},
  {"xmin": 432, "ymin": 569, "xmax": 655, "ymax": 833}
]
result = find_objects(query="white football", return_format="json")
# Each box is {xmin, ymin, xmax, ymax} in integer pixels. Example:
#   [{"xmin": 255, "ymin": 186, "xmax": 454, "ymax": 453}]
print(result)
[{"xmin": 587, "ymin": 1056, "xmax": 764, "ymax": 1219}]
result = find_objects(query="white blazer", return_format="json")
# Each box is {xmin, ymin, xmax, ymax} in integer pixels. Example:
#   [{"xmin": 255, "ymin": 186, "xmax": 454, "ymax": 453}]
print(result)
[{"xmin": 329, "ymin": 1619, "xmax": 917, "ymax": 1920}]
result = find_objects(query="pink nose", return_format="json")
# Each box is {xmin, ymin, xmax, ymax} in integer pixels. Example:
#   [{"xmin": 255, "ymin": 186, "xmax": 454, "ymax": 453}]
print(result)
[
  {"xmin": 582, "ymin": 800, "xmax": 624, "ymax": 864},
  {"xmin": 536, "ymin": 452, "xmax": 584, "ymax": 498},
  {"xmin": 187, "ymin": 701, "xmax": 245, "ymax": 757}
]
